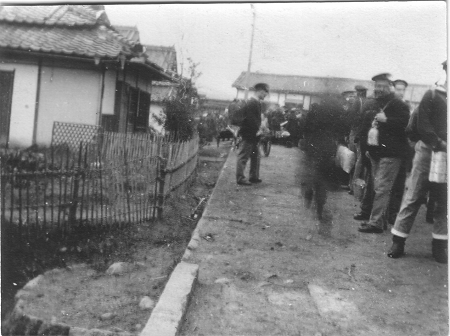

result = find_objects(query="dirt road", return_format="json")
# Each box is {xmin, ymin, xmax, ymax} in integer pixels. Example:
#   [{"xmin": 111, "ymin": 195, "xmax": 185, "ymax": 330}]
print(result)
[{"xmin": 180, "ymin": 144, "xmax": 448, "ymax": 336}]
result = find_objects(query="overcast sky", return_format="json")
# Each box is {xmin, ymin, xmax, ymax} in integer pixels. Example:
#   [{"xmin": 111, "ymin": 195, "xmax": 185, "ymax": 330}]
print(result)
[{"xmin": 105, "ymin": 2, "xmax": 447, "ymax": 100}]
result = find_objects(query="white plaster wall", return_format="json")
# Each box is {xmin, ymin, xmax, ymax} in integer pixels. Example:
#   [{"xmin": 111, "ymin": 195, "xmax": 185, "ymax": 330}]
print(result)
[
  {"xmin": 278, "ymin": 93, "xmax": 286, "ymax": 107},
  {"xmin": 287, "ymin": 93, "xmax": 304, "ymax": 102},
  {"xmin": 237, "ymin": 89, "xmax": 256, "ymax": 100},
  {"xmin": 267, "ymin": 92, "xmax": 279, "ymax": 104},
  {"xmin": 303, "ymin": 95, "xmax": 311, "ymax": 110},
  {"xmin": 101, "ymin": 69, "xmax": 116, "ymax": 115},
  {"xmin": 0, "ymin": 62, "xmax": 39, "ymax": 148},
  {"xmin": 36, "ymin": 66, "xmax": 101, "ymax": 146}
]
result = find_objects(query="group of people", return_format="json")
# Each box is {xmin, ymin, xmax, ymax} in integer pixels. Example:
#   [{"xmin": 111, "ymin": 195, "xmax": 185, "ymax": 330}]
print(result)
[
  {"xmin": 234, "ymin": 60, "xmax": 447, "ymax": 264},
  {"xmin": 343, "ymin": 61, "xmax": 447, "ymax": 264}
]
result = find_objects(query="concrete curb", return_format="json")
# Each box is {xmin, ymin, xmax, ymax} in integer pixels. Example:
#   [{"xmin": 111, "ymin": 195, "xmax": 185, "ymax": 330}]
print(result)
[
  {"xmin": 182, "ymin": 149, "xmax": 234, "ymax": 264},
  {"xmin": 138, "ymin": 148, "xmax": 234, "ymax": 336},
  {"xmin": 139, "ymin": 262, "xmax": 198, "ymax": 336}
]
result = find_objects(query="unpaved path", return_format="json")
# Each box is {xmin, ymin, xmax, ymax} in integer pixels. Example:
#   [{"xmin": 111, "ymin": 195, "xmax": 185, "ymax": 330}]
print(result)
[{"xmin": 180, "ymin": 145, "xmax": 448, "ymax": 336}]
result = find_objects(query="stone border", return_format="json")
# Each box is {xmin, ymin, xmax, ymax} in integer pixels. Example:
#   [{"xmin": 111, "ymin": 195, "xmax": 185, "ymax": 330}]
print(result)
[
  {"xmin": 4, "ymin": 270, "xmax": 134, "ymax": 336},
  {"xmin": 138, "ymin": 148, "xmax": 234, "ymax": 336}
]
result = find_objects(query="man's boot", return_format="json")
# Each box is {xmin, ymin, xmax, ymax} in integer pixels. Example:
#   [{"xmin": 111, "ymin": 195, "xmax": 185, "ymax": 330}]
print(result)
[
  {"xmin": 387, "ymin": 235, "xmax": 406, "ymax": 258},
  {"xmin": 432, "ymin": 239, "xmax": 448, "ymax": 264}
]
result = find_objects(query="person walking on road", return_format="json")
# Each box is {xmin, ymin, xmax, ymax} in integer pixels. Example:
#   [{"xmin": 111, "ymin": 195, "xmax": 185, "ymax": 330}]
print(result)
[
  {"xmin": 236, "ymin": 83, "xmax": 269, "ymax": 185},
  {"xmin": 388, "ymin": 61, "xmax": 448, "ymax": 263},
  {"xmin": 357, "ymin": 73, "xmax": 410, "ymax": 234}
]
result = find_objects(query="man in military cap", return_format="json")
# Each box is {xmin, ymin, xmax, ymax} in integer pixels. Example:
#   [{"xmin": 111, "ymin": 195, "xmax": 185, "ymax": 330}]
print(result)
[
  {"xmin": 355, "ymin": 85, "xmax": 368, "ymax": 98},
  {"xmin": 342, "ymin": 90, "xmax": 357, "ymax": 111},
  {"xmin": 236, "ymin": 82, "xmax": 269, "ymax": 185},
  {"xmin": 388, "ymin": 61, "xmax": 448, "ymax": 263},
  {"xmin": 356, "ymin": 73, "xmax": 410, "ymax": 233}
]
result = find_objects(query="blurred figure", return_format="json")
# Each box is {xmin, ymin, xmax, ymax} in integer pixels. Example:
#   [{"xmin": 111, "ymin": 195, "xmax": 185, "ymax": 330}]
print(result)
[
  {"xmin": 301, "ymin": 96, "xmax": 346, "ymax": 220},
  {"xmin": 345, "ymin": 86, "xmax": 368, "ymax": 194},
  {"xmin": 388, "ymin": 61, "xmax": 448, "ymax": 263},
  {"xmin": 357, "ymin": 73, "xmax": 410, "ymax": 234}
]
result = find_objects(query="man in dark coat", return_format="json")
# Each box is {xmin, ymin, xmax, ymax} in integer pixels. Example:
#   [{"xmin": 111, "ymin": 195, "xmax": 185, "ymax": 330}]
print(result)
[
  {"xmin": 388, "ymin": 61, "xmax": 448, "ymax": 263},
  {"xmin": 236, "ymin": 83, "xmax": 269, "ymax": 185},
  {"xmin": 357, "ymin": 73, "xmax": 410, "ymax": 233}
]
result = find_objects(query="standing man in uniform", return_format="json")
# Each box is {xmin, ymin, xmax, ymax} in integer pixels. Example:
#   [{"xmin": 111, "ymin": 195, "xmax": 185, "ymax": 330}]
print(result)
[
  {"xmin": 357, "ymin": 73, "xmax": 410, "ymax": 233},
  {"xmin": 236, "ymin": 83, "xmax": 269, "ymax": 185},
  {"xmin": 388, "ymin": 61, "xmax": 448, "ymax": 263}
]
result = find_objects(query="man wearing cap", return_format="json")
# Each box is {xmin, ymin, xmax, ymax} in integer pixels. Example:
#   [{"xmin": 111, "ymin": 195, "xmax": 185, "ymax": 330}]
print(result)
[
  {"xmin": 236, "ymin": 83, "xmax": 269, "ymax": 185},
  {"xmin": 388, "ymin": 61, "xmax": 448, "ymax": 263},
  {"xmin": 357, "ymin": 73, "xmax": 410, "ymax": 234},
  {"xmin": 393, "ymin": 79, "xmax": 408, "ymax": 101}
]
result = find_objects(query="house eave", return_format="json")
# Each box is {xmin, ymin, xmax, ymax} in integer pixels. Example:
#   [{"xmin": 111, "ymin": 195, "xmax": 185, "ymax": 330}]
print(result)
[{"xmin": 128, "ymin": 60, "xmax": 178, "ymax": 82}]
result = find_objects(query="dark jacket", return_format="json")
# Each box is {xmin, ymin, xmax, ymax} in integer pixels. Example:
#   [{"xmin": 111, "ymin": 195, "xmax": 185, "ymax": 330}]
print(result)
[
  {"xmin": 239, "ymin": 98, "xmax": 262, "ymax": 141},
  {"xmin": 417, "ymin": 88, "xmax": 447, "ymax": 151},
  {"xmin": 358, "ymin": 93, "xmax": 410, "ymax": 158}
]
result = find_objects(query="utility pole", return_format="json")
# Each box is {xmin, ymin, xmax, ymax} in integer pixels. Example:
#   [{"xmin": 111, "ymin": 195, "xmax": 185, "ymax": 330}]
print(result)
[{"xmin": 244, "ymin": 4, "xmax": 256, "ymax": 100}]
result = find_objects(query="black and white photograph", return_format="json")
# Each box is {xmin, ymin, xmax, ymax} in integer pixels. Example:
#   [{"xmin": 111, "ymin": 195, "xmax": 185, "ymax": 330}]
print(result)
[{"xmin": 0, "ymin": 1, "xmax": 448, "ymax": 335}]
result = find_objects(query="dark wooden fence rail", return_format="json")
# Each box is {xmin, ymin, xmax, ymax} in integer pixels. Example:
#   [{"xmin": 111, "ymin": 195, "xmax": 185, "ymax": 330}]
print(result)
[{"xmin": 1, "ymin": 127, "xmax": 199, "ymax": 241}]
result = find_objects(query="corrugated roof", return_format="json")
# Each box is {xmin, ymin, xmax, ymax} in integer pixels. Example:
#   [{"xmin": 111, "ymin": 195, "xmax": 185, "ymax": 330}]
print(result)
[
  {"xmin": 0, "ymin": 5, "xmax": 134, "ymax": 59},
  {"xmin": 114, "ymin": 25, "xmax": 140, "ymax": 44},
  {"xmin": 232, "ymin": 71, "xmax": 375, "ymax": 95},
  {"xmin": 144, "ymin": 45, "xmax": 177, "ymax": 72}
]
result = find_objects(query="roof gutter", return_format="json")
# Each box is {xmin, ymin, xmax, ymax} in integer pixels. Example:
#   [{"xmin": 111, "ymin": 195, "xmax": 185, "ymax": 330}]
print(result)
[{"xmin": 0, "ymin": 47, "xmax": 126, "ymax": 65}]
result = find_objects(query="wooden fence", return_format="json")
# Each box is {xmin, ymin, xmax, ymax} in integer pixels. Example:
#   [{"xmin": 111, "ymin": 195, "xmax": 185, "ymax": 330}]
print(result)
[{"xmin": 0, "ymin": 131, "xmax": 199, "ymax": 241}]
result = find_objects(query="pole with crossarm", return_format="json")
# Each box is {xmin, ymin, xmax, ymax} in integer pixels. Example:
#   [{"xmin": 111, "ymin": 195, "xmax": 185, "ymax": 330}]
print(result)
[{"xmin": 244, "ymin": 4, "xmax": 256, "ymax": 100}]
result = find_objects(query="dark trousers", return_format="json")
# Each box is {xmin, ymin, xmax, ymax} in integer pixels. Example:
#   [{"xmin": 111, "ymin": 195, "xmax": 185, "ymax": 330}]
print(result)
[{"xmin": 236, "ymin": 138, "xmax": 260, "ymax": 182}]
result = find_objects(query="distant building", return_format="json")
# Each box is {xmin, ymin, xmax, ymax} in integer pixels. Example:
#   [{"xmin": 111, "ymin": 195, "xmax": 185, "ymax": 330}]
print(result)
[
  {"xmin": 199, "ymin": 98, "xmax": 231, "ymax": 116},
  {"xmin": 232, "ymin": 72, "xmax": 433, "ymax": 112}
]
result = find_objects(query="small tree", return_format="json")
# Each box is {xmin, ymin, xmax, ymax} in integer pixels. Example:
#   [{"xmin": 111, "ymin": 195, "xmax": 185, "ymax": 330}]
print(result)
[{"xmin": 162, "ymin": 58, "xmax": 201, "ymax": 141}]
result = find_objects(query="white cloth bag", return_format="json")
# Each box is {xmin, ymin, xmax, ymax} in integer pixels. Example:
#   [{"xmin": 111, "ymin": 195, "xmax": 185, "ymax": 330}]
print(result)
[
  {"xmin": 335, "ymin": 145, "xmax": 356, "ymax": 174},
  {"xmin": 429, "ymin": 151, "xmax": 447, "ymax": 183}
]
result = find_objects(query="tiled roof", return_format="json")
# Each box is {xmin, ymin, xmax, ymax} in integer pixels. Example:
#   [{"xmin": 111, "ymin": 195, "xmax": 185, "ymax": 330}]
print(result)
[
  {"xmin": 0, "ymin": 6, "xmax": 98, "ymax": 26},
  {"xmin": 114, "ymin": 25, "xmax": 140, "ymax": 44},
  {"xmin": 144, "ymin": 45, "xmax": 177, "ymax": 72},
  {"xmin": 232, "ymin": 72, "xmax": 374, "ymax": 95},
  {"xmin": 0, "ymin": 5, "xmax": 134, "ymax": 59}
]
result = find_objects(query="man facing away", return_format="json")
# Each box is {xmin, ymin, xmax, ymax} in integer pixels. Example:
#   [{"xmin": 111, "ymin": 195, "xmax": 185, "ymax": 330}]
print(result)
[
  {"xmin": 357, "ymin": 73, "xmax": 410, "ymax": 234},
  {"xmin": 236, "ymin": 83, "xmax": 269, "ymax": 185},
  {"xmin": 388, "ymin": 61, "xmax": 448, "ymax": 263}
]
